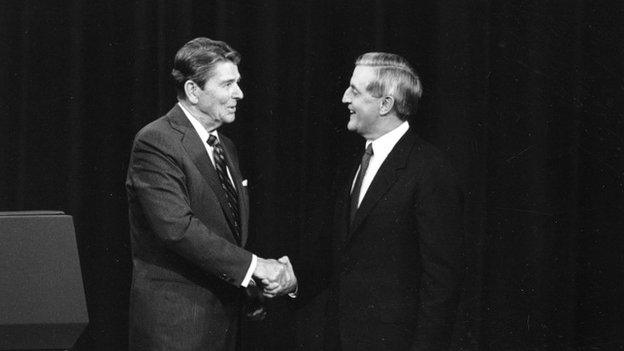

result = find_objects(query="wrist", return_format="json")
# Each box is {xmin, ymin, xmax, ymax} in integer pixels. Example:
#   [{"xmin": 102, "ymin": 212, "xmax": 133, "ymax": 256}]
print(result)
[{"xmin": 253, "ymin": 258, "xmax": 267, "ymax": 277}]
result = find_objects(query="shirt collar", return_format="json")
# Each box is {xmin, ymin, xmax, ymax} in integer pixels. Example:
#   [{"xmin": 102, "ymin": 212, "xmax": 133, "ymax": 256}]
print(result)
[
  {"xmin": 367, "ymin": 121, "xmax": 410, "ymax": 158},
  {"xmin": 178, "ymin": 102, "xmax": 219, "ymax": 143}
]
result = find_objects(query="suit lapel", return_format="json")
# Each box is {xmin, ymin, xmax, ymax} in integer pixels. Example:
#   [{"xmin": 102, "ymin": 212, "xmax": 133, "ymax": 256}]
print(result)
[
  {"xmin": 167, "ymin": 105, "xmax": 241, "ymax": 245},
  {"xmin": 344, "ymin": 131, "xmax": 415, "ymax": 244},
  {"xmin": 336, "ymin": 162, "xmax": 359, "ymax": 246}
]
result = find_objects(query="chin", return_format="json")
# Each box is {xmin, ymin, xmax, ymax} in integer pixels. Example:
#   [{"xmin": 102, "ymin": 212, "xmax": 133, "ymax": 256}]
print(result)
[{"xmin": 347, "ymin": 123, "xmax": 358, "ymax": 132}]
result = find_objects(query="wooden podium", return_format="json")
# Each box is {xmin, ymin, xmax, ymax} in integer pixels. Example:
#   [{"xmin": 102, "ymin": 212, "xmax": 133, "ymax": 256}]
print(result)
[{"xmin": 0, "ymin": 211, "xmax": 88, "ymax": 350}]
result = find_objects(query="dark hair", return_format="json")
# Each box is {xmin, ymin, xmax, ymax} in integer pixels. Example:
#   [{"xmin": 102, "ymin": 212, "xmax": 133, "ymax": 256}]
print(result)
[
  {"xmin": 355, "ymin": 52, "xmax": 422, "ymax": 120},
  {"xmin": 171, "ymin": 37, "xmax": 241, "ymax": 100}
]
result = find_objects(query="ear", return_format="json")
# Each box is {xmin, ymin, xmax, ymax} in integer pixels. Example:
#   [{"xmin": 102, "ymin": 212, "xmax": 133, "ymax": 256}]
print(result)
[
  {"xmin": 379, "ymin": 96, "xmax": 395, "ymax": 116},
  {"xmin": 184, "ymin": 80, "xmax": 199, "ymax": 104}
]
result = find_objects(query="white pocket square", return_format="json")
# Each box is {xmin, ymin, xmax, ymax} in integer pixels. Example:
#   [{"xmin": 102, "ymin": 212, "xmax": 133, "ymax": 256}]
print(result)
[{"xmin": 242, "ymin": 179, "xmax": 248, "ymax": 186}]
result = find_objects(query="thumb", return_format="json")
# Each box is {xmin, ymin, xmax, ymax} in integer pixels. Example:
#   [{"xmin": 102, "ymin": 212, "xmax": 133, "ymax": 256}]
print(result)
[{"xmin": 278, "ymin": 256, "xmax": 291, "ymax": 265}]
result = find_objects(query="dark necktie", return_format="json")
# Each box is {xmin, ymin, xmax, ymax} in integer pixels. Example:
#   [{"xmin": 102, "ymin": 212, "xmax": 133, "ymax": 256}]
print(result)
[
  {"xmin": 207, "ymin": 134, "xmax": 241, "ymax": 242},
  {"xmin": 350, "ymin": 143, "xmax": 373, "ymax": 223}
]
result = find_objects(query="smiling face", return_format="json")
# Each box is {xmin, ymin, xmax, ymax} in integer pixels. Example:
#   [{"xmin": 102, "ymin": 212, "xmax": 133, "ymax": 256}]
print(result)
[
  {"xmin": 341, "ymin": 65, "xmax": 383, "ymax": 139},
  {"xmin": 190, "ymin": 61, "xmax": 243, "ymax": 130}
]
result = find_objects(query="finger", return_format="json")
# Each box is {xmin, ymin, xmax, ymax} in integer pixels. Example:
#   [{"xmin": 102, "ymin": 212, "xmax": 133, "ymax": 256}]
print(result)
[
  {"xmin": 263, "ymin": 282, "xmax": 279, "ymax": 290},
  {"xmin": 278, "ymin": 256, "xmax": 291, "ymax": 265},
  {"xmin": 263, "ymin": 284, "xmax": 283, "ymax": 293},
  {"xmin": 246, "ymin": 308, "xmax": 267, "ymax": 321},
  {"xmin": 264, "ymin": 289, "xmax": 282, "ymax": 297},
  {"xmin": 250, "ymin": 309, "xmax": 266, "ymax": 318}
]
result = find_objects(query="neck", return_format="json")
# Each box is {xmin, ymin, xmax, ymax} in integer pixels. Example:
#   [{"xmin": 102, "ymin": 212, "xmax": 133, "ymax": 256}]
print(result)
[
  {"xmin": 363, "ymin": 117, "xmax": 404, "ymax": 141},
  {"xmin": 178, "ymin": 100, "xmax": 220, "ymax": 132}
]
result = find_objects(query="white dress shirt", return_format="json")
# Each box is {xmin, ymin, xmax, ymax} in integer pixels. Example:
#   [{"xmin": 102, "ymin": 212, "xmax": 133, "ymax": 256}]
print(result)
[
  {"xmin": 352, "ymin": 121, "xmax": 410, "ymax": 207},
  {"xmin": 179, "ymin": 102, "xmax": 257, "ymax": 287}
]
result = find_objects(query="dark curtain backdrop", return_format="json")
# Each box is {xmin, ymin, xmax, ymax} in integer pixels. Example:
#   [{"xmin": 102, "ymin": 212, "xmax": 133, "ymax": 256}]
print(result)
[{"xmin": 1, "ymin": 1, "xmax": 622, "ymax": 350}]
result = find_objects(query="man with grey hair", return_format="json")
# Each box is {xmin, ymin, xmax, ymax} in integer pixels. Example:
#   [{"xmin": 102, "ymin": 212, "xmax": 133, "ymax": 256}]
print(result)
[
  {"xmin": 126, "ymin": 37, "xmax": 296, "ymax": 351},
  {"xmin": 321, "ymin": 52, "xmax": 464, "ymax": 350}
]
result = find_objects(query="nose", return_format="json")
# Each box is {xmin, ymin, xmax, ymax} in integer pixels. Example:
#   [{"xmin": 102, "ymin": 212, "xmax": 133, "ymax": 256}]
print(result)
[
  {"xmin": 341, "ymin": 88, "xmax": 351, "ymax": 103},
  {"xmin": 233, "ymin": 83, "xmax": 243, "ymax": 99}
]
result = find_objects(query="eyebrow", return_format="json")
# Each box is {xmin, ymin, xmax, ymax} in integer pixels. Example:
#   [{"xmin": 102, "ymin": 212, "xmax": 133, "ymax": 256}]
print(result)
[{"xmin": 222, "ymin": 76, "xmax": 242, "ymax": 84}]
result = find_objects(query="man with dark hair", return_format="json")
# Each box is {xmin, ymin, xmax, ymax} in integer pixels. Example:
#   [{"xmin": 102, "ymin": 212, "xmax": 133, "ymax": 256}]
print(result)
[
  {"xmin": 321, "ymin": 52, "xmax": 464, "ymax": 350},
  {"xmin": 126, "ymin": 37, "xmax": 296, "ymax": 351}
]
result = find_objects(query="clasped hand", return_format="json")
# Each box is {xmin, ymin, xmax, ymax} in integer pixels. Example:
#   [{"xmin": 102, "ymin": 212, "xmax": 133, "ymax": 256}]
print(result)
[{"xmin": 253, "ymin": 256, "xmax": 297, "ymax": 298}]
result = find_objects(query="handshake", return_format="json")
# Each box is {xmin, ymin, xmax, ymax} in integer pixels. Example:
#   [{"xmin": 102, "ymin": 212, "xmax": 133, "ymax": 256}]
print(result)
[{"xmin": 252, "ymin": 256, "xmax": 297, "ymax": 298}]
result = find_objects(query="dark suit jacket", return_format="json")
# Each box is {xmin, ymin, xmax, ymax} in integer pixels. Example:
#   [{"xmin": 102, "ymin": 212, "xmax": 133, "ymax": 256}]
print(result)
[
  {"xmin": 126, "ymin": 104, "xmax": 253, "ymax": 351},
  {"xmin": 327, "ymin": 129, "xmax": 464, "ymax": 351}
]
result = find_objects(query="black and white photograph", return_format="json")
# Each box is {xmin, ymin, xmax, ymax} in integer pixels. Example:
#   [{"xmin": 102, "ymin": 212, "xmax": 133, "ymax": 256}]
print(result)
[{"xmin": 1, "ymin": 1, "xmax": 622, "ymax": 350}]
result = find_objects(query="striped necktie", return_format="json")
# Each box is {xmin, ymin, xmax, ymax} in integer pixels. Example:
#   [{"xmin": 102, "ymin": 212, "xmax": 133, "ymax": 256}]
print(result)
[{"xmin": 207, "ymin": 134, "xmax": 241, "ymax": 242}]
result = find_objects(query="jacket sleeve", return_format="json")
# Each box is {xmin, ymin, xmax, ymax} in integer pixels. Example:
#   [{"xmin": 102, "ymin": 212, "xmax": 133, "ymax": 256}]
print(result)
[
  {"xmin": 127, "ymin": 128, "xmax": 253, "ymax": 286},
  {"xmin": 412, "ymin": 160, "xmax": 465, "ymax": 351}
]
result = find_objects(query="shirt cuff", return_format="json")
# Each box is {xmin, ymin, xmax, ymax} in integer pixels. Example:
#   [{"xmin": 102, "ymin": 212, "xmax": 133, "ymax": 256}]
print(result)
[{"xmin": 241, "ymin": 254, "xmax": 258, "ymax": 287}]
